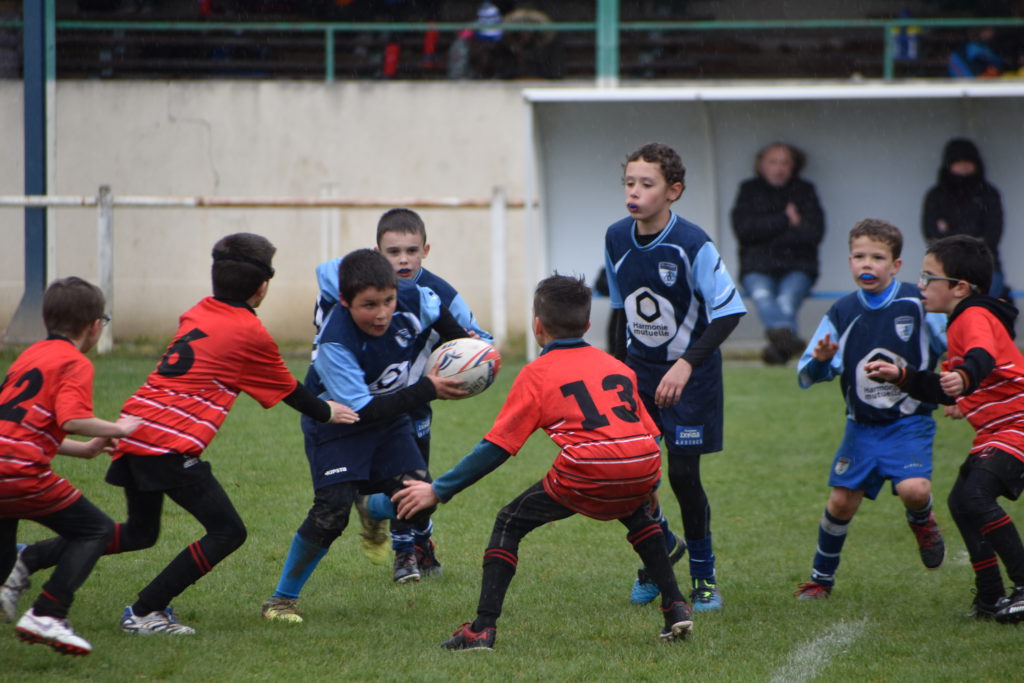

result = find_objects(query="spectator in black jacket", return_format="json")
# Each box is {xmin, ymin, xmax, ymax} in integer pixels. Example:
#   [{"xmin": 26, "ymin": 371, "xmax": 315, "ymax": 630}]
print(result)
[
  {"xmin": 731, "ymin": 142, "xmax": 825, "ymax": 365},
  {"xmin": 922, "ymin": 137, "xmax": 1007, "ymax": 299}
]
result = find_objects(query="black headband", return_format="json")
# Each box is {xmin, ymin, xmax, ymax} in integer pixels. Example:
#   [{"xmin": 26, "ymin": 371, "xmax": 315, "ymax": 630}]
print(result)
[{"xmin": 213, "ymin": 250, "xmax": 275, "ymax": 279}]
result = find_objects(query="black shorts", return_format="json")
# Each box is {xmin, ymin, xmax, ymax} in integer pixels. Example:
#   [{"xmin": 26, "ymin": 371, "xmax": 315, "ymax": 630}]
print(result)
[
  {"xmin": 106, "ymin": 453, "xmax": 213, "ymax": 492},
  {"xmin": 960, "ymin": 446, "xmax": 1024, "ymax": 501}
]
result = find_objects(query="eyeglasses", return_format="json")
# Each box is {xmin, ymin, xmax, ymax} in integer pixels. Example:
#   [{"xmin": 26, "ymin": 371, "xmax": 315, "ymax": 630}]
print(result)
[
  {"xmin": 100, "ymin": 314, "xmax": 111, "ymax": 326},
  {"xmin": 917, "ymin": 272, "xmax": 981, "ymax": 293}
]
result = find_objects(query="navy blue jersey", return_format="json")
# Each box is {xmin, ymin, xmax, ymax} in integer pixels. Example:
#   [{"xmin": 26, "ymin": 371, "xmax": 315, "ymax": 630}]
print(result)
[
  {"xmin": 306, "ymin": 278, "xmax": 441, "ymax": 420},
  {"xmin": 797, "ymin": 280, "xmax": 947, "ymax": 423},
  {"xmin": 604, "ymin": 212, "xmax": 746, "ymax": 364}
]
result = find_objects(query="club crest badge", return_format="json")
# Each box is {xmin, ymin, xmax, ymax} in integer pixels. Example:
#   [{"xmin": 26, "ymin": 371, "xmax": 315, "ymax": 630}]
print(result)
[
  {"xmin": 894, "ymin": 316, "xmax": 914, "ymax": 342},
  {"xmin": 658, "ymin": 261, "xmax": 678, "ymax": 286},
  {"xmin": 834, "ymin": 456, "xmax": 851, "ymax": 475}
]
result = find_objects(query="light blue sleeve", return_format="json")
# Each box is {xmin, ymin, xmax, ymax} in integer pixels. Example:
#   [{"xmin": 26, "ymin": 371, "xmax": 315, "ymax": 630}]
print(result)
[
  {"xmin": 448, "ymin": 293, "xmax": 491, "ymax": 341},
  {"xmin": 605, "ymin": 248, "xmax": 623, "ymax": 310},
  {"xmin": 925, "ymin": 311, "xmax": 948, "ymax": 356},
  {"xmin": 797, "ymin": 316, "xmax": 841, "ymax": 389},
  {"xmin": 316, "ymin": 258, "xmax": 343, "ymax": 306},
  {"xmin": 313, "ymin": 341, "xmax": 373, "ymax": 411},
  {"xmin": 692, "ymin": 241, "xmax": 747, "ymax": 320},
  {"xmin": 417, "ymin": 285, "xmax": 443, "ymax": 328}
]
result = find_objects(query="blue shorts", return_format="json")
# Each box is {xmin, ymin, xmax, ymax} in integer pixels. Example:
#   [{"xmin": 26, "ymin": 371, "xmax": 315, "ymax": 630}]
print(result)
[
  {"xmin": 301, "ymin": 414, "xmax": 426, "ymax": 491},
  {"xmin": 829, "ymin": 414, "xmax": 936, "ymax": 499},
  {"xmin": 628, "ymin": 352, "xmax": 723, "ymax": 456}
]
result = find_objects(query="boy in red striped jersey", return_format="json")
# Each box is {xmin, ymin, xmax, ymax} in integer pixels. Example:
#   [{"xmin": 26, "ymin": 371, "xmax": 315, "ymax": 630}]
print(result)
[
  {"xmin": 380, "ymin": 274, "xmax": 693, "ymax": 649},
  {"xmin": 3, "ymin": 234, "xmax": 357, "ymax": 636},
  {"xmin": 866, "ymin": 235, "xmax": 1024, "ymax": 623},
  {"xmin": 1, "ymin": 277, "xmax": 141, "ymax": 656}
]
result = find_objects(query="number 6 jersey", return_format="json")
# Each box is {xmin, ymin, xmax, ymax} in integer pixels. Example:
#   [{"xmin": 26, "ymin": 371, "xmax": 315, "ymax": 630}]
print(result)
[
  {"xmin": 483, "ymin": 339, "xmax": 662, "ymax": 520},
  {"xmin": 115, "ymin": 297, "xmax": 298, "ymax": 459}
]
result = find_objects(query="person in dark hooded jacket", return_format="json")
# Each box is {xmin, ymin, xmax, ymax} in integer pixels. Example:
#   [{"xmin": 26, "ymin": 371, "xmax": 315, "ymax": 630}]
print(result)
[
  {"xmin": 731, "ymin": 142, "xmax": 825, "ymax": 365},
  {"xmin": 922, "ymin": 138, "xmax": 1006, "ymax": 299}
]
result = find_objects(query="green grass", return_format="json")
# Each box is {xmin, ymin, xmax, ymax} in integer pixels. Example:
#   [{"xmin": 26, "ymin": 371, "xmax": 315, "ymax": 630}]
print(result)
[{"xmin": 2, "ymin": 351, "xmax": 1024, "ymax": 681}]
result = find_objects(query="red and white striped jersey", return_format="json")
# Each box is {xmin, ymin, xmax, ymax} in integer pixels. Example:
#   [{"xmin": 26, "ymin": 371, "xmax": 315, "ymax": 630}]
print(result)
[
  {"xmin": 485, "ymin": 341, "xmax": 662, "ymax": 520},
  {"xmin": 115, "ymin": 297, "xmax": 297, "ymax": 459},
  {"xmin": 0, "ymin": 338, "xmax": 95, "ymax": 517},
  {"xmin": 946, "ymin": 305, "xmax": 1024, "ymax": 461}
]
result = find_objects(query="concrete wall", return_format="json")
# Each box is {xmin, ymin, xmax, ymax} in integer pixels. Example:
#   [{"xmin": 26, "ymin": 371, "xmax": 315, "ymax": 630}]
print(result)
[{"xmin": 0, "ymin": 80, "xmax": 531, "ymax": 351}]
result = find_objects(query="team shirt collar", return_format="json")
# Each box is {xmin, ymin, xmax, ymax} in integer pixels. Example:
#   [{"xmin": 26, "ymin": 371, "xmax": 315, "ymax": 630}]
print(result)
[
  {"xmin": 856, "ymin": 278, "xmax": 900, "ymax": 311},
  {"xmin": 540, "ymin": 337, "xmax": 588, "ymax": 355},
  {"xmin": 631, "ymin": 212, "xmax": 678, "ymax": 249},
  {"xmin": 212, "ymin": 296, "xmax": 256, "ymax": 314}
]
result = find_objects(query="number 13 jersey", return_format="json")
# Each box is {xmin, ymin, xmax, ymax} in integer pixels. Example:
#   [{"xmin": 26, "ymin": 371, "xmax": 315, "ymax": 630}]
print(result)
[{"xmin": 484, "ymin": 340, "xmax": 662, "ymax": 520}]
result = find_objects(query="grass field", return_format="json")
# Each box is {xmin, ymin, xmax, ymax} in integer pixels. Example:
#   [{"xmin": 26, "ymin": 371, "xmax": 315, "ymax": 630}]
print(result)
[{"xmin": 2, "ymin": 350, "xmax": 1023, "ymax": 681}]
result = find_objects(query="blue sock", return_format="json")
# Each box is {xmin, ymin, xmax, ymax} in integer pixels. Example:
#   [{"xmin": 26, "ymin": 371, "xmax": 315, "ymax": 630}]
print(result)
[
  {"xmin": 412, "ymin": 519, "xmax": 433, "ymax": 546},
  {"xmin": 273, "ymin": 533, "xmax": 328, "ymax": 600},
  {"xmin": 810, "ymin": 509, "xmax": 850, "ymax": 587},
  {"xmin": 687, "ymin": 533, "xmax": 716, "ymax": 581},
  {"xmin": 367, "ymin": 492, "xmax": 396, "ymax": 521},
  {"xmin": 391, "ymin": 529, "xmax": 414, "ymax": 552}
]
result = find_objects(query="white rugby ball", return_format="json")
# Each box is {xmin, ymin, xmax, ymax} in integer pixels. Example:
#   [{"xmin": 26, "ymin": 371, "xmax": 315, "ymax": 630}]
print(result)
[{"xmin": 427, "ymin": 337, "xmax": 501, "ymax": 398}]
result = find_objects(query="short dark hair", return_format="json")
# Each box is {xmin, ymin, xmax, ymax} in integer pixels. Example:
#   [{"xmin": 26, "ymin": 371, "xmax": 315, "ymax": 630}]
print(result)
[
  {"xmin": 211, "ymin": 233, "xmax": 276, "ymax": 301},
  {"xmin": 755, "ymin": 142, "xmax": 806, "ymax": 177},
  {"xmin": 43, "ymin": 276, "xmax": 105, "ymax": 337},
  {"xmin": 624, "ymin": 142, "xmax": 686, "ymax": 193},
  {"xmin": 926, "ymin": 235, "xmax": 992, "ymax": 295},
  {"xmin": 376, "ymin": 208, "xmax": 427, "ymax": 246},
  {"xmin": 848, "ymin": 218, "xmax": 903, "ymax": 259},
  {"xmin": 534, "ymin": 273, "xmax": 591, "ymax": 340},
  {"xmin": 339, "ymin": 248, "xmax": 398, "ymax": 304}
]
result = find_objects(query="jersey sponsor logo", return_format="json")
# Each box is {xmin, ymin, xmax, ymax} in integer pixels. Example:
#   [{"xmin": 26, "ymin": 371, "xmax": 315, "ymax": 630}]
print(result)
[
  {"xmin": 369, "ymin": 361, "xmax": 411, "ymax": 395},
  {"xmin": 324, "ymin": 466, "xmax": 348, "ymax": 476},
  {"xmin": 675, "ymin": 425, "xmax": 703, "ymax": 446},
  {"xmin": 894, "ymin": 316, "xmax": 914, "ymax": 342},
  {"xmin": 856, "ymin": 349, "xmax": 909, "ymax": 409},
  {"xmin": 834, "ymin": 456, "xmax": 850, "ymax": 475},
  {"xmin": 394, "ymin": 326, "xmax": 414, "ymax": 348},
  {"xmin": 658, "ymin": 261, "xmax": 678, "ymax": 286},
  {"xmin": 414, "ymin": 416, "xmax": 431, "ymax": 438},
  {"xmin": 625, "ymin": 287, "xmax": 677, "ymax": 347}
]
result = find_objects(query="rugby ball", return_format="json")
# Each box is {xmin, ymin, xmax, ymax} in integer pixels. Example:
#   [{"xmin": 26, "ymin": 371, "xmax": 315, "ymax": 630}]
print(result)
[{"xmin": 427, "ymin": 337, "xmax": 501, "ymax": 398}]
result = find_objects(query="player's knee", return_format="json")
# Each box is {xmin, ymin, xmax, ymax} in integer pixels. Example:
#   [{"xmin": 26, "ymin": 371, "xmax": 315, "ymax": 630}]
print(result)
[{"xmin": 404, "ymin": 504, "xmax": 436, "ymax": 528}]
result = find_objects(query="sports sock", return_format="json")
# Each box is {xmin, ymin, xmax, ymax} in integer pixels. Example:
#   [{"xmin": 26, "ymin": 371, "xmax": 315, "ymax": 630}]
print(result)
[
  {"xmin": 412, "ymin": 519, "xmax": 434, "ymax": 546},
  {"xmin": 810, "ymin": 509, "xmax": 850, "ymax": 586},
  {"xmin": 474, "ymin": 547, "xmax": 518, "ymax": 630},
  {"xmin": 390, "ymin": 529, "xmax": 414, "ymax": 552},
  {"xmin": 905, "ymin": 496, "xmax": 933, "ymax": 525},
  {"xmin": 980, "ymin": 513, "xmax": 1024, "ymax": 587},
  {"xmin": 650, "ymin": 506, "xmax": 678, "ymax": 555},
  {"xmin": 273, "ymin": 533, "xmax": 328, "ymax": 600},
  {"xmin": 686, "ymin": 533, "xmax": 715, "ymax": 581}
]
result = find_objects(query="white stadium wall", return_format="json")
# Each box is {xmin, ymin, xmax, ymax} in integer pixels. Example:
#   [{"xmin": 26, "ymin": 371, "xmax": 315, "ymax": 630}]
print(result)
[
  {"xmin": 0, "ymin": 80, "xmax": 531, "ymax": 350},
  {"xmin": 525, "ymin": 84, "xmax": 1024, "ymax": 349},
  {"xmin": 3, "ymin": 80, "xmax": 1023, "ymax": 352}
]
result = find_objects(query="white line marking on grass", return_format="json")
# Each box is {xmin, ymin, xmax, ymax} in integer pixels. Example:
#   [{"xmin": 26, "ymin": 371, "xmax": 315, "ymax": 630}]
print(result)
[{"xmin": 769, "ymin": 618, "xmax": 868, "ymax": 683}]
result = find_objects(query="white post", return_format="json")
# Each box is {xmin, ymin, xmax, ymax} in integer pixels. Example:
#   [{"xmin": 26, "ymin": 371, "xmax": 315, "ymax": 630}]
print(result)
[
  {"xmin": 97, "ymin": 185, "xmax": 114, "ymax": 353},
  {"xmin": 489, "ymin": 186, "xmax": 508, "ymax": 348},
  {"xmin": 523, "ymin": 101, "xmax": 539, "ymax": 360}
]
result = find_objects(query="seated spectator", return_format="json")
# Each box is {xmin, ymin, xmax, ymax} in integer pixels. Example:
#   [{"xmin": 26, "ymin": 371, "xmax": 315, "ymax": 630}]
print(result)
[
  {"xmin": 922, "ymin": 137, "xmax": 1008, "ymax": 299},
  {"xmin": 731, "ymin": 142, "xmax": 825, "ymax": 365}
]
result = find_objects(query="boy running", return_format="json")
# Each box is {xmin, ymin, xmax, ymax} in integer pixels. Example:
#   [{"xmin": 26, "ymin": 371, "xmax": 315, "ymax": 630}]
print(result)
[
  {"xmin": 3, "ymin": 234, "xmax": 356, "ymax": 636},
  {"xmin": 794, "ymin": 219, "xmax": 947, "ymax": 599},
  {"xmin": 867, "ymin": 235, "xmax": 1024, "ymax": 622},
  {"xmin": 1, "ymin": 277, "xmax": 141, "ymax": 655},
  {"xmin": 381, "ymin": 274, "xmax": 693, "ymax": 649},
  {"xmin": 260, "ymin": 249, "xmax": 466, "ymax": 623}
]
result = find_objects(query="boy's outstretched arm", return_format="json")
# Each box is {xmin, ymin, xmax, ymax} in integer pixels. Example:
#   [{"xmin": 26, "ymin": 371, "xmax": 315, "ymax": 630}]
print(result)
[
  {"xmin": 390, "ymin": 439, "xmax": 511, "ymax": 519},
  {"xmin": 281, "ymin": 380, "xmax": 359, "ymax": 424},
  {"xmin": 864, "ymin": 360, "xmax": 957, "ymax": 405}
]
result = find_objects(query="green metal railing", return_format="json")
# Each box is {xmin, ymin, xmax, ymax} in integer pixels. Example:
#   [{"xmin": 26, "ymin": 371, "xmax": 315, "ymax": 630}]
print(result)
[{"xmin": 3, "ymin": 12, "xmax": 1023, "ymax": 82}]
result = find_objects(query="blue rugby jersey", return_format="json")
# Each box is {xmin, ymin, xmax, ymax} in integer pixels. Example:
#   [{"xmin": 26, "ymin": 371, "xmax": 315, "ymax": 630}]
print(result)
[
  {"xmin": 604, "ymin": 212, "xmax": 746, "ymax": 363},
  {"xmin": 797, "ymin": 280, "xmax": 947, "ymax": 423},
  {"xmin": 307, "ymin": 278, "xmax": 441, "ymax": 414}
]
